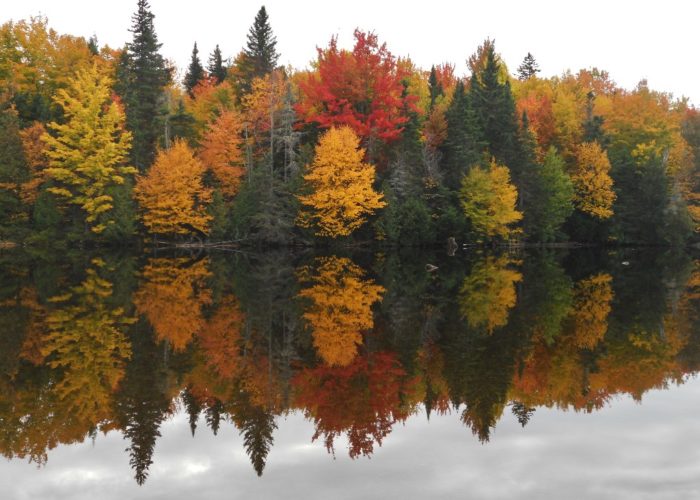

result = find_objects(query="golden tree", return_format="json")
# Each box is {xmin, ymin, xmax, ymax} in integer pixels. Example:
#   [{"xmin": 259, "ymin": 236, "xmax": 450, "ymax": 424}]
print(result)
[
  {"xmin": 198, "ymin": 109, "xmax": 246, "ymax": 198},
  {"xmin": 298, "ymin": 256, "xmax": 385, "ymax": 366},
  {"xmin": 134, "ymin": 257, "xmax": 212, "ymax": 351},
  {"xmin": 134, "ymin": 139, "xmax": 212, "ymax": 236},
  {"xmin": 42, "ymin": 64, "xmax": 135, "ymax": 233},
  {"xmin": 572, "ymin": 142, "xmax": 616, "ymax": 219},
  {"xmin": 297, "ymin": 127, "xmax": 386, "ymax": 237},
  {"xmin": 570, "ymin": 273, "xmax": 614, "ymax": 349},
  {"xmin": 459, "ymin": 256, "xmax": 523, "ymax": 333},
  {"xmin": 459, "ymin": 160, "xmax": 522, "ymax": 239}
]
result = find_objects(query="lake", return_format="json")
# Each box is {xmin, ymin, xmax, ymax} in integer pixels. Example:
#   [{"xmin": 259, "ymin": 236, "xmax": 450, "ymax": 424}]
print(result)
[{"xmin": 1, "ymin": 247, "xmax": 698, "ymax": 499}]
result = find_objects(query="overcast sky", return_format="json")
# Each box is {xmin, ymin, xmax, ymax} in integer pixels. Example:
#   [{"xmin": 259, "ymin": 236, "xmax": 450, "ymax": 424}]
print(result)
[{"xmin": 3, "ymin": 0, "xmax": 698, "ymax": 104}]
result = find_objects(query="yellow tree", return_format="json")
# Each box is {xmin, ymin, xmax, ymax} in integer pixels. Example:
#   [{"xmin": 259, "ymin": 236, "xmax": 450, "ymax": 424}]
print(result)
[
  {"xmin": 459, "ymin": 256, "xmax": 523, "ymax": 333},
  {"xmin": 19, "ymin": 122, "xmax": 49, "ymax": 205},
  {"xmin": 572, "ymin": 142, "xmax": 616, "ymax": 219},
  {"xmin": 298, "ymin": 256, "xmax": 385, "ymax": 366},
  {"xmin": 297, "ymin": 127, "xmax": 386, "ymax": 237},
  {"xmin": 459, "ymin": 160, "xmax": 522, "ymax": 239},
  {"xmin": 569, "ymin": 273, "xmax": 614, "ymax": 350},
  {"xmin": 198, "ymin": 109, "xmax": 246, "ymax": 198},
  {"xmin": 42, "ymin": 64, "xmax": 135, "ymax": 233},
  {"xmin": 134, "ymin": 139, "xmax": 212, "ymax": 236}
]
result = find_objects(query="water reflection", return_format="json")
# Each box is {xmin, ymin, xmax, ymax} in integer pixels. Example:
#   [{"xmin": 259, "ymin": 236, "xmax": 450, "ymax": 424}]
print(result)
[{"xmin": 0, "ymin": 248, "xmax": 698, "ymax": 484}]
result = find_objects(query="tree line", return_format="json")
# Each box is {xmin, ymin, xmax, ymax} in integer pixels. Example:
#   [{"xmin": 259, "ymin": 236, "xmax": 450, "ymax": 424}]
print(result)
[{"xmin": 1, "ymin": 1, "xmax": 699, "ymax": 247}]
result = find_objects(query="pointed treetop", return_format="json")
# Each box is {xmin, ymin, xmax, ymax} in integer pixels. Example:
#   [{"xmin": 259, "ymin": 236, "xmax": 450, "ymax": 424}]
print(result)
[
  {"xmin": 243, "ymin": 6, "xmax": 280, "ymax": 79},
  {"xmin": 517, "ymin": 52, "xmax": 540, "ymax": 80},
  {"xmin": 184, "ymin": 42, "xmax": 205, "ymax": 96},
  {"xmin": 208, "ymin": 44, "xmax": 227, "ymax": 84}
]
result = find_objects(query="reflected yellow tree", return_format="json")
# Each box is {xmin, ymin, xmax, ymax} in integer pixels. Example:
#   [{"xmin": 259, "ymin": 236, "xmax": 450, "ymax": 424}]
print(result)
[
  {"xmin": 40, "ymin": 258, "xmax": 133, "ymax": 430},
  {"xmin": 134, "ymin": 257, "xmax": 212, "ymax": 351},
  {"xmin": 570, "ymin": 273, "xmax": 614, "ymax": 349},
  {"xmin": 459, "ymin": 256, "xmax": 522, "ymax": 333},
  {"xmin": 298, "ymin": 257, "xmax": 384, "ymax": 366}
]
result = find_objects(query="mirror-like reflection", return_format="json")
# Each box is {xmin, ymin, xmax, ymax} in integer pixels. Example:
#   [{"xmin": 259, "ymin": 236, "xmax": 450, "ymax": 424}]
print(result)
[{"xmin": 0, "ymin": 248, "xmax": 698, "ymax": 485}]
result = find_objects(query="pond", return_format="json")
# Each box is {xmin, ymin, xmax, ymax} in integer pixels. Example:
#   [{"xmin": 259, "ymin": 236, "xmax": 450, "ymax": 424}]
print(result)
[{"xmin": 0, "ymin": 247, "xmax": 698, "ymax": 499}]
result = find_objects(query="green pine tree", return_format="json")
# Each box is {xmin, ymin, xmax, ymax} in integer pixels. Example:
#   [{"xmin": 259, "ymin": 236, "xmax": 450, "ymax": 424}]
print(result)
[
  {"xmin": 208, "ymin": 44, "xmax": 227, "ymax": 84},
  {"xmin": 119, "ymin": 0, "xmax": 171, "ymax": 171},
  {"xmin": 239, "ymin": 6, "xmax": 279, "ymax": 94},
  {"xmin": 184, "ymin": 42, "xmax": 205, "ymax": 96},
  {"xmin": 526, "ymin": 147, "xmax": 574, "ymax": 241},
  {"xmin": 517, "ymin": 52, "xmax": 540, "ymax": 80}
]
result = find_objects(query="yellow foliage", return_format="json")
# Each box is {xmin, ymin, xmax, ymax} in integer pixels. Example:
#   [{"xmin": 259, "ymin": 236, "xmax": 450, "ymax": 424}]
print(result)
[
  {"xmin": 42, "ymin": 64, "xmax": 135, "ymax": 233},
  {"xmin": 297, "ymin": 127, "xmax": 386, "ymax": 237},
  {"xmin": 135, "ymin": 139, "xmax": 212, "ymax": 236},
  {"xmin": 572, "ymin": 142, "xmax": 616, "ymax": 219},
  {"xmin": 459, "ymin": 256, "xmax": 523, "ymax": 333},
  {"xmin": 459, "ymin": 160, "xmax": 523, "ymax": 239},
  {"xmin": 299, "ymin": 256, "xmax": 385, "ymax": 366},
  {"xmin": 570, "ymin": 273, "xmax": 614, "ymax": 349},
  {"xmin": 19, "ymin": 122, "xmax": 49, "ymax": 205},
  {"xmin": 134, "ymin": 257, "xmax": 212, "ymax": 351}
]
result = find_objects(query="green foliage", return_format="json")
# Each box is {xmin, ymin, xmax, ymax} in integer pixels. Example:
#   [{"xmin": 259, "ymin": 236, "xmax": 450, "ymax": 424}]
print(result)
[
  {"xmin": 379, "ymin": 194, "xmax": 435, "ymax": 246},
  {"xmin": 238, "ymin": 6, "xmax": 279, "ymax": 94},
  {"xmin": 183, "ymin": 42, "xmax": 205, "ymax": 96},
  {"xmin": 207, "ymin": 44, "xmax": 227, "ymax": 84},
  {"xmin": 0, "ymin": 108, "xmax": 29, "ymax": 236},
  {"xmin": 525, "ymin": 147, "xmax": 574, "ymax": 241}
]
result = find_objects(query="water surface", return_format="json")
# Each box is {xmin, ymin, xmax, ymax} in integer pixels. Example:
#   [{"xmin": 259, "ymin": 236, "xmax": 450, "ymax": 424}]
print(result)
[{"xmin": 1, "ymin": 248, "xmax": 698, "ymax": 498}]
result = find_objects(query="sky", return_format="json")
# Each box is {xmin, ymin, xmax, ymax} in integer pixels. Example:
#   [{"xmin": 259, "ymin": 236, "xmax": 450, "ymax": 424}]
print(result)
[
  {"xmin": 3, "ymin": 378, "xmax": 700, "ymax": 499},
  {"xmin": 3, "ymin": 0, "xmax": 699, "ymax": 105}
]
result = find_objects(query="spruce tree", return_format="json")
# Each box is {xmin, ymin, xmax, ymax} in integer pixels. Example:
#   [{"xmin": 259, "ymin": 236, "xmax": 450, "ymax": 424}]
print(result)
[
  {"xmin": 428, "ymin": 66, "xmax": 443, "ymax": 110},
  {"xmin": 239, "ymin": 6, "xmax": 279, "ymax": 93},
  {"xmin": 184, "ymin": 42, "xmax": 205, "ymax": 96},
  {"xmin": 208, "ymin": 44, "xmax": 227, "ymax": 84},
  {"xmin": 120, "ymin": 0, "xmax": 170, "ymax": 171},
  {"xmin": 441, "ymin": 80, "xmax": 484, "ymax": 191},
  {"xmin": 517, "ymin": 52, "xmax": 540, "ymax": 80}
]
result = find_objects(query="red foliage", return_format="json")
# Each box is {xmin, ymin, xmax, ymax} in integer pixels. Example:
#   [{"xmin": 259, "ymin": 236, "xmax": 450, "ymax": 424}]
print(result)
[{"xmin": 296, "ymin": 30, "xmax": 417, "ymax": 148}]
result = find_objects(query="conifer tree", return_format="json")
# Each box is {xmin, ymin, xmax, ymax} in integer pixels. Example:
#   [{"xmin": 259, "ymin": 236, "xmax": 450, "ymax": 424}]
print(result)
[
  {"xmin": 207, "ymin": 44, "xmax": 227, "ymax": 84},
  {"xmin": 517, "ymin": 52, "xmax": 540, "ymax": 80},
  {"xmin": 183, "ymin": 42, "xmax": 205, "ymax": 96},
  {"xmin": 239, "ymin": 6, "xmax": 279, "ymax": 94},
  {"xmin": 120, "ymin": 0, "xmax": 170, "ymax": 171}
]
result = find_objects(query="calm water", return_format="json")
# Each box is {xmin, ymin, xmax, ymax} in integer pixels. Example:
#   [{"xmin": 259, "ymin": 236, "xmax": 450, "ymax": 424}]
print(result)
[{"xmin": 1, "ymin": 247, "xmax": 699, "ymax": 499}]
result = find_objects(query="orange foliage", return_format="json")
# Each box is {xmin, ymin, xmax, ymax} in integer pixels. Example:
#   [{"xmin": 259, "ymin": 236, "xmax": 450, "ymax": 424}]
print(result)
[
  {"xmin": 298, "ymin": 256, "xmax": 385, "ymax": 366},
  {"xmin": 134, "ymin": 257, "xmax": 212, "ymax": 351},
  {"xmin": 198, "ymin": 109, "xmax": 246, "ymax": 198},
  {"xmin": 18, "ymin": 122, "xmax": 49, "ymax": 205},
  {"xmin": 570, "ymin": 273, "xmax": 614, "ymax": 350}
]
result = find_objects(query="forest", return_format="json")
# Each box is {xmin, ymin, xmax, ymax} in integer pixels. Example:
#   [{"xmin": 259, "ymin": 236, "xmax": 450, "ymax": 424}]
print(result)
[{"xmin": 1, "ymin": 1, "xmax": 700, "ymax": 248}]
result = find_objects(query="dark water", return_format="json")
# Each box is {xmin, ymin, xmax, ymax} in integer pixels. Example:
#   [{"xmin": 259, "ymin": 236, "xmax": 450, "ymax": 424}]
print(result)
[{"xmin": 1, "ymin": 247, "xmax": 699, "ymax": 499}]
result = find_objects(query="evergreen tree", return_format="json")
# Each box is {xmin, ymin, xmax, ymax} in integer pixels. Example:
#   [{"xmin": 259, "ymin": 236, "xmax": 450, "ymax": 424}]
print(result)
[
  {"xmin": 120, "ymin": 0, "xmax": 170, "ymax": 171},
  {"xmin": 428, "ymin": 65, "xmax": 443, "ymax": 110},
  {"xmin": 583, "ymin": 91, "xmax": 609, "ymax": 146},
  {"xmin": 526, "ymin": 147, "xmax": 574, "ymax": 241},
  {"xmin": 184, "ymin": 42, "xmax": 205, "ymax": 96},
  {"xmin": 207, "ymin": 44, "xmax": 227, "ymax": 84},
  {"xmin": 441, "ymin": 80, "xmax": 484, "ymax": 191},
  {"xmin": 0, "ymin": 107, "xmax": 29, "ymax": 236},
  {"xmin": 517, "ymin": 52, "xmax": 540, "ymax": 80},
  {"xmin": 469, "ymin": 42, "xmax": 522, "ymax": 172},
  {"xmin": 239, "ymin": 6, "xmax": 279, "ymax": 94},
  {"xmin": 87, "ymin": 35, "xmax": 99, "ymax": 56},
  {"xmin": 166, "ymin": 99, "xmax": 196, "ymax": 146}
]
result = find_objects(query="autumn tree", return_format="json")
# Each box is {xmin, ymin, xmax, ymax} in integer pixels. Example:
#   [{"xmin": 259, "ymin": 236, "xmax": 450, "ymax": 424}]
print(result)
[
  {"xmin": 18, "ymin": 122, "xmax": 49, "ymax": 206},
  {"xmin": 298, "ymin": 256, "xmax": 385, "ymax": 367},
  {"xmin": 183, "ymin": 42, "xmax": 205, "ymax": 96},
  {"xmin": 134, "ymin": 139, "xmax": 212, "ymax": 237},
  {"xmin": 572, "ymin": 141, "xmax": 615, "ymax": 219},
  {"xmin": 569, "ymin": 273, "xmax": 613, "ymax": 350},
  {"xmin": 119, "ymin": 0, "xmax": 170, "ymax": 171},
  {"xmin": 296, "ymin": 30, "xmax": 415, "ymax": 161},
  {"xmin": 134, "ymin": 257, "xmax": 212, "ymax": 351},
  {"xmin": 459, "ymin": 160, "xmax": 522, "ymax": 239},
  {"xmin": 297, "ymin": 127, "xmax": 385, "ymax": 237},
  {"xmin": 459, "ymin": 256, "xmax": 522, "ymax": 333},
  {"xmin": 42, "ymin": 64, "xmax": 136, "ymax": 235},
  {"xmin": 198, "ymin": 109, "xmax": 246, "ymax": 198}
]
